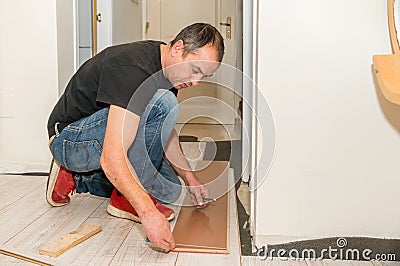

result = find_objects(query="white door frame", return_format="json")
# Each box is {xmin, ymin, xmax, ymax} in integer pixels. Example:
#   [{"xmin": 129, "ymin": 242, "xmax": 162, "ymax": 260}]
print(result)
[{"xmin": 242, "ymin": 0, "xmax": 258, "ymax": 243}]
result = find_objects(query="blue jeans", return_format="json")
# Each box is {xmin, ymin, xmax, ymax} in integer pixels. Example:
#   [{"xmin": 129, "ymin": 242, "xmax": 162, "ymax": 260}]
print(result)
[{"xmin": 49, "ymin": 89, "xmax": 182, "ymax": 203}]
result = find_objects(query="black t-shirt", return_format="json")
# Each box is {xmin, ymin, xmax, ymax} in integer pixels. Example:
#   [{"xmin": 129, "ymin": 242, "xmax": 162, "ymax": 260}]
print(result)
[{"xmin": 47, "ymin": 40, "xmax": 176, "ymax": 138}]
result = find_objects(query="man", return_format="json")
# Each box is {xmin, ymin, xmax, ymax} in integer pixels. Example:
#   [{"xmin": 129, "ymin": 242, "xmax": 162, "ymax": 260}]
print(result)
[{"xmin": 46, "ymin": 23, "xmax": 224, "ymax": 251}]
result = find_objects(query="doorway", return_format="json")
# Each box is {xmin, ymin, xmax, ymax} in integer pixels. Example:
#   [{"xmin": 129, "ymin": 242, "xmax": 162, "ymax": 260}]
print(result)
[{"xmin": 75, "ymin": 0, "xmax": 142, "ymax": 68}]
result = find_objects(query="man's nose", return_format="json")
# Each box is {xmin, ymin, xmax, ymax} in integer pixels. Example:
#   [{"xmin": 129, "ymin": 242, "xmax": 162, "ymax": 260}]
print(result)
[
  {"xmin": 191, "ymin": 80, "xmax": 200, "ymax": 86},
  {"xmin": 191, "ymin": 73, "xmax": 204, "ymax": 87}
]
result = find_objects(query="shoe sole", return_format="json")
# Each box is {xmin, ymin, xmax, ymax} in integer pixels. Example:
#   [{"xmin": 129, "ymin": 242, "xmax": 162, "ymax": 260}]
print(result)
[
  {"xmin": 106, "ymin": 204, "xmax": 142, "ymax": 223},
  {"xmin": 46, "ymin": 159, "xmax": 68, "ymax": 207},
  {"xmin": 106, "ymin": 204, "xmax": 175, "ymax": 222}
]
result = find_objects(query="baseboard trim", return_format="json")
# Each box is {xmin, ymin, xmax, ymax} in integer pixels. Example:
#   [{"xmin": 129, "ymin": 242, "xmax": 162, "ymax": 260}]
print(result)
[{"xmin": 0, "ymin": 163, "xmax": 51, "ymax": 174}]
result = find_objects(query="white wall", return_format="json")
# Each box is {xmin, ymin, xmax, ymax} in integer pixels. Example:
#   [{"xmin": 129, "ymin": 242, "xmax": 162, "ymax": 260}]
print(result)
[
  {"xmin": 57, "ymin": 0, "xmax": 76, "ymax": 95},
  {"xmin": 255, "ymin": 0, "xmax": 400, "ymax": 244},
  {"xmin": 0, "ymin": 0, "xmax": 59, "ymax": 173}
]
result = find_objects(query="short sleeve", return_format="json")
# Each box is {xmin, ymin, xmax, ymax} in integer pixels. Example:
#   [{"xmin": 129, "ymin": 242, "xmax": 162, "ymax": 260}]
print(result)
[{"xmin": 96, "ymin": 65, "xmax": 156, "ymax": 115}]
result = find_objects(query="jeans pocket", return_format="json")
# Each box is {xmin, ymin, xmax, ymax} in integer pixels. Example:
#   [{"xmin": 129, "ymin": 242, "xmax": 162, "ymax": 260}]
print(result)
[{"xmin": 62, "ymin": 139, "xmax": 102, "ymax": 172}]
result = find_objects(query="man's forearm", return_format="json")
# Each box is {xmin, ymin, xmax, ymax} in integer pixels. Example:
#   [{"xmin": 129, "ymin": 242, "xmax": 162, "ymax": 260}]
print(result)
[
  {"xmin": 101, "ymin": 151, "xmax": 157, "ymax": 217},
  {"xmin": 100, "ymin": 105, "xmax": 157, "ymax": 218}
]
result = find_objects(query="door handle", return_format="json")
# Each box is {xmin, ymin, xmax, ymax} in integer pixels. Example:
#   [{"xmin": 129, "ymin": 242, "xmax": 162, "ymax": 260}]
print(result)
[{"xmin": 219, "ymin": 17, "xmax": 231, "ymax": 39}]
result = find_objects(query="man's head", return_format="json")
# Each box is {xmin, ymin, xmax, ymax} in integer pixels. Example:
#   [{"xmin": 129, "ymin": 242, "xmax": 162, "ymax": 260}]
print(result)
[
  {"xmin": 161, "ymin": 23, "xmax": 225, "ymax": 89},
  {"xmin": 170, "ymin": 23, "xmax": 225, "ymax": 62}
]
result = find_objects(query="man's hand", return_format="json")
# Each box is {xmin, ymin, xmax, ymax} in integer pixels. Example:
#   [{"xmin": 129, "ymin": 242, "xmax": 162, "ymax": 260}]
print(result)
[
  {"xmin": 141, "ymin": 209, "xmax": 176, "ymax": 251},
  {"xmin": 187, "ymin": 177, "xmax": 211, "ymax": 208},
  {"xmin": 163, "ymin": 129, "xmax": 212, "ymax": 208}
]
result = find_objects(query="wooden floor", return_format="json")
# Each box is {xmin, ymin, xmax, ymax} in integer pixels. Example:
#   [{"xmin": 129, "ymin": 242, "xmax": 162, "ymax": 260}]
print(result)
[
  {"xmin": 1, "ymin": 174, "xmax": 398, "ymax": 266},
  {"xmin": 0, "ymin": 167, "xmax": 241, "ymax": 265}
]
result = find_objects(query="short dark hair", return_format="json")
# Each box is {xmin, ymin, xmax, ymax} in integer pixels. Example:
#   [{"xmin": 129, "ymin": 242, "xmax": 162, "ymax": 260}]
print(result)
[{"xmin": 170, "ymin": 23, "xmax": 225, "ymax": 62}]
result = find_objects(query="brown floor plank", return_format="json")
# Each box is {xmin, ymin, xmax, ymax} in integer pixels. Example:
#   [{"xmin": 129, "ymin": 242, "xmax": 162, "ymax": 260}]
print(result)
[
  {"xmin": 172, "ymin": 161, "xmax": 230, "ymax": 253},
  {"xmin": 175, "ymin": 168, "xmax": 241, "ymax": 266}
]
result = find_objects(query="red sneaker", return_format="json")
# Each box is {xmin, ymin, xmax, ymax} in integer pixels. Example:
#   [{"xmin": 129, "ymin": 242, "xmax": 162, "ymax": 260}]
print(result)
[
  {"xmin": 46, "ymin": 160, "xmax": 76, "ymax": 207},
  {"xmin": 106, "ymin": 189, "xmax": 175, "ymax": 222}
]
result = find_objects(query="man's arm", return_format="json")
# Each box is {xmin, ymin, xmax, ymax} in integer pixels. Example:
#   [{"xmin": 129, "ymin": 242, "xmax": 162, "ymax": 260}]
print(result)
[
  {"xmin": 100, "ymin": 105, "xmax": 175, "ymax": 250},
  {"xmin": 164, "ymin": 129, "xmax": 210, "ymax": 208}
]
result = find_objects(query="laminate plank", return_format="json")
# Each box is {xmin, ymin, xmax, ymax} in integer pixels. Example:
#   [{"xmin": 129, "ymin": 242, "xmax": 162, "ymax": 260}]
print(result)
[
  {"xmin": 175, "ymin": 168, "xmax": 241, "ymax": 265},
  {"xmin": 53, "ymin": 217, "xmax": 134, "ymax": 265},
  {"xmin": 0, "ymin": 253, "xmax": 38, "ymax": 265},
  {"xmin": 172, "ymin": 161, "xmax": 230, "ymax": 253},
  {"xmin": 109, "ymin": 223, "xmax": 178, "ymax": 265},
  {"xmin": 0, "ymin": 175, "xmax": 31, "ymax": 185},
  {"xmin": 0, "ymin": 245, "xmax": 54, "ymax": 265},
  {"xmin": 113, "ymin": 245, "xmax": 178, "ymax": 266},
  {"xmin": 0, "ymin": 183, "xmax": 51, "ymax": 244},
  {"xmin": 90, "ymin": 198, "xmax": 112, "ymax": 219},
  {"xmin": 0, "ymin": 175, "xmax": 46, "ymax": 211},
  {"xmin": 4, "ymin": 194, "xmax": 104, "ymax": 255}
]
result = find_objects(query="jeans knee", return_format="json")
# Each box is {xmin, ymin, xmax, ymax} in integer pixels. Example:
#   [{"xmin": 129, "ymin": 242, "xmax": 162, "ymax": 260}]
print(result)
[
  {"xmin": 169, "ymin": 183, "xmax": 182, "ymax": 202},
  {"xmin": 158, "ymin": 183, "xmax": 182, "ymax": 204},
  {"xmin": 154, "ymin": 90, "xmax": 178, "ymax": 123}
]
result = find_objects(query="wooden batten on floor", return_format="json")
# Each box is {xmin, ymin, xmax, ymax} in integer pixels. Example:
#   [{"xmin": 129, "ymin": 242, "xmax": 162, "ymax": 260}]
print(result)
[{"xmin": 39, "ymin": 224, "xmax": 102, "ymax": 257}]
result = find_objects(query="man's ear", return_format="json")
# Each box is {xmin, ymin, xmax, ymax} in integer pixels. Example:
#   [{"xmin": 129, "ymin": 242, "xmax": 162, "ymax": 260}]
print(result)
[{"xmin": 171, "ymin": 40, "xmax": 184, "ymax": 57}]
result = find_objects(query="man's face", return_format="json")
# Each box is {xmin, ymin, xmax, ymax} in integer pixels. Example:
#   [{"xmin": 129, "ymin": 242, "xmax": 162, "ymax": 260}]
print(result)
[{"xmin": 165, "ymin": 42, "xmax": 221, "ymax": 89}]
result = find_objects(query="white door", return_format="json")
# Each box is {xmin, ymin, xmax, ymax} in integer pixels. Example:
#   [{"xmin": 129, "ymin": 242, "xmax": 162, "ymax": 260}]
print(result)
[
  {"xmin": 146, "ymin": 0, "xmax": 238, "ymax": 125},
  {"xmin": 95, "ymin": 0, "xmax": 143, "ymax": 55}
]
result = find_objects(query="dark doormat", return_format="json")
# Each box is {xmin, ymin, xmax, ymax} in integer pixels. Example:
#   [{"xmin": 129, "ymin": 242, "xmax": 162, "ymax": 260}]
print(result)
[
  {"xmin": 253, "ymin": 237, "xmax": 400, "ymax": 261},
  {"xmin": 203, "ymin": 140, "xmax": 242, "ymax": 180},
  {"xmin": 179, "ymin": 135, "xmax": 198, "ymax": 142}
]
